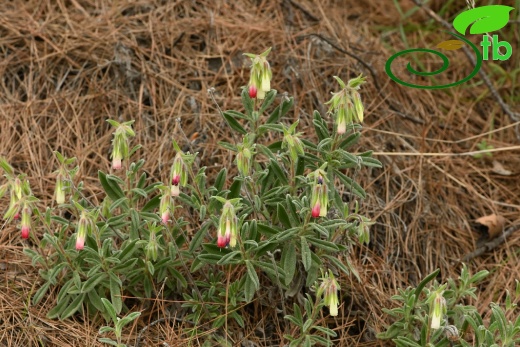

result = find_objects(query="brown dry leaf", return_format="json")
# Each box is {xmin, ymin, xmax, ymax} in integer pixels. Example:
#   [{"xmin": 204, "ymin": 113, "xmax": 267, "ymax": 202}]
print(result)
[
  {"xmin": 475, "ymin": 214, "xmax": 507, "ymax": 240},
  {"xmin": 491, "ymin": 160, "xmax": 512, "ymax": 176},
  {"xmin": 436, "ymin": 40, "xmax": 464, "ymax": 50}
]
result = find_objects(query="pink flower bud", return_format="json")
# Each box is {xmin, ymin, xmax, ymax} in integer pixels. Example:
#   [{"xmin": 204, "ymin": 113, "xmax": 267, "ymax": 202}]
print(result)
[
  {"xmin": 161, "ymin": 211, "xmax": 169, "ymax": 224},
  {"xmin": 159, "ymin": 191, "xmax": 172, "ymax": 222},
  {"xmin": 217, "ymin": 233, "xmax": 228, "ymax": 248},
  {"xmin": 14, "ymin": 212, "xmax": 20, "ymax": 220},
  {"xmin": 21, "ymin": 206, "xmax": 31, "ymax": 239},
  {"xmin": 249, "ymin": 84, "xmax": 257, "ymax": 98},
  {"xmin": 112, "ymin": 157, "xmax": 122, "ymax": 170},
  {"xmin": 216, "ymin": 201, "xmax": 239, "ymax": 248},
  {"xmin": 76, "ymin": 235, "xmax": 85, "ymax": 250},
  {"xmin": 76, "ymin": 212, "xmax": 89, "ymax": 251},
  {"xmin": 169, "ymin": 152, "xmax": 186, "ymax": 196},
  {"xmin": 312, "ymin": 203, "xmax": 321, "ymax": 218},
  {"xmin": 21, "ymin": 225, "xmax": 30, "ymax": 239}
]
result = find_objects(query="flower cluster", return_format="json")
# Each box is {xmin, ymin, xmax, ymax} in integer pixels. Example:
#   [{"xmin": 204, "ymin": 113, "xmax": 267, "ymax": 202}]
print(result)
[
  {"xmin": 326, "ymin": 75, "xmax": 366, "ymax": 134},
  {"xmin": 429, "ymin": 290, "xmax": 447, "ymax": 330},
  {"xmin": 309, "ymin": 167, "xmax": 328, "ymax": 218},
  {"xmin": 75, "ymin": 209, "xmax": 98, "ymax": 250},
  {"xmin": 282, "ymin": 120, "xmax": 305, "ymax": 164},
  {"xmin": 357, "ymin": 216, "xmax": 374, "ymax": 245},
  {"xmin": 54, "ymin": 175, "xmax": 66, "ymax": 204},
  {"xmin": 20, "ymin": 204, "xmax": 31, "ymax": 239},
  {"xmin": 108, "ymin": 120, "xmax": 135, "ymax": 170},
  {"xmin": 159, "ymin": 186, "xmax": 174, "ymax": 224},
  {"xmin": 244, "ymin": 47, "xmax": 272, "ymax": 100},
  {"xmin": 0, "ymin": 159, "xmax": 37, "ymax": 240},
  {"xmin": 145, "ymin": 230, "xmax": 159, "ymax": 262},
  {"xmin": 53, "ymin": 151, "xmax": 77, "ymax": 205},
  {"xmin": 216, "ymin": 200, "xmax": 239, "ymax": 248},
  {"xmin": 236, "ymin": 135, "xmax": 254, "ymax": 177},
  {"xmin": 3, "ymin": 177, "xmax": 23, "ymax": 222},
  {"xmin": 145, "ymin": 223, "xmax": 163, "ymax": 262},
  {"xmin": 170, "ymin": 151, "xmax": 187, "ymax": 197},
  {"xmin": 157, "ymin": 148, "xmax": 187, "ymax": 225},
  {"xmin": 318, "ymin": 270, "xmax": 341, "ymax": 316}
]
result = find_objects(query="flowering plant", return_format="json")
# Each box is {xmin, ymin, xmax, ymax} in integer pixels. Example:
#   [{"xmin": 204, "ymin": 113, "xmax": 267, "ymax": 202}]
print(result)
[
  {"xmin": 1, "ymin": 48, "xmax": 379, "ymax": 345},
  {"xmin": 379, "ymin": 265, "xmax": 520, "ymax": 347}
]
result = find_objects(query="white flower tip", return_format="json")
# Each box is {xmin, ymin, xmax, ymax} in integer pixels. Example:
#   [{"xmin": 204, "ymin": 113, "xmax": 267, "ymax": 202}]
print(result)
[
  {"xmin": 337, "ymin": 122, "xmax": 346, "ymax": 134},
  {"xmin": 329, "ymin": 304, "xmax": 338, "ymax": 316},
  {"xmin": 112, "ymin": 158, "xmax": 122, "ymax": 170}
]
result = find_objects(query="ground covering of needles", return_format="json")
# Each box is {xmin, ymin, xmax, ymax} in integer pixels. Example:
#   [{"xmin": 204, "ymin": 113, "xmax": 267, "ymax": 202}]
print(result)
[{"xmin": 0, "ymin": 0, "xmax": 519, "ymax": 346}]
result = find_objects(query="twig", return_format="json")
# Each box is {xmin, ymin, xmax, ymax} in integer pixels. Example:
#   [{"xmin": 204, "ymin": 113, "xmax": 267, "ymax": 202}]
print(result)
[
  {"xmin": 301, "ymin": 33, "xmax": 383, "ymax": 92},
  {"xmin": 286, "ymin": 0, "xmax": 319, "ymax": 22},
  {"xmin": 462, "ymin": 224, "xmax": 520, "ymax": 262}
]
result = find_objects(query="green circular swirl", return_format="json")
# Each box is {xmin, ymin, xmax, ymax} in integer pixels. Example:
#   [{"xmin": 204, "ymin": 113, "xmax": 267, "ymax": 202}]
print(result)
[{"xmin": 385, "ymin": 31, "xmax": 483, "ymax": 89}]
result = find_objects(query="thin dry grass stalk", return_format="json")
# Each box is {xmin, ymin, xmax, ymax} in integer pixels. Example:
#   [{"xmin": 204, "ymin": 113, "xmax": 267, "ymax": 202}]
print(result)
[{"xmin": 0, "ymin": 0, "xmax": 519, "ymax": 346}]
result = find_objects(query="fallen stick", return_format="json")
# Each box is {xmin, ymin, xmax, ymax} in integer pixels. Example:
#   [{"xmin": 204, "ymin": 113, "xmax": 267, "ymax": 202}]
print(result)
[{"xmin": 463, "ymin": 224, "xmax": 520, "ymax": 262}]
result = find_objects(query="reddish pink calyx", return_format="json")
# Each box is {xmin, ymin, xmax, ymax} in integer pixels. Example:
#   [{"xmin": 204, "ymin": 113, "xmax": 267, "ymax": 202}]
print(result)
[
  {"xmin": 161, "ymin": 212, "xmax": 169, "ymax": 224},
  {"xmin": 21, "ymin": 226, "xmax": 30, "ymax": 239},
  {"xmin": 217, "ymin": 234, "xmax": 228, "ymax": 248},
  {"xmin": 249, "ymin": 84, "xmax": 257, "ymax": 98},
  {"xmin": 76, "ymin": 235, "xmax": 85, "ymax": 250},
  {"xmin": 311, "ymin": 204, "xmax": 320, "ymax": 218}
]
